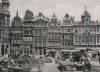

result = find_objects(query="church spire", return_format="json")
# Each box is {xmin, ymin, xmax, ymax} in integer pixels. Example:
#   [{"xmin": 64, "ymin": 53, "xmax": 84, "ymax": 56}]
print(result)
[
  {"xmin": 16, "ymin": 10, "xmax": 18, "ymax": 17},
  {"xmin": 52, "ymin": 13, "xmax": 57, "ymax": 19},
  {"xmin": 81, "ymin": 6, "xmax": 91, "ymax": 24},
  {"xmin": 85, "ymin": 5, "xmax": 87, "ymax": 11}
]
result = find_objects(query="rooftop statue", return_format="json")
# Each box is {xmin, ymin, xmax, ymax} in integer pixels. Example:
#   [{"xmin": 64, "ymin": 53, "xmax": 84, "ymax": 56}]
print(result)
[{"xmin": 24, "ymin": 10, "xmax": 34, "ymax": 22}]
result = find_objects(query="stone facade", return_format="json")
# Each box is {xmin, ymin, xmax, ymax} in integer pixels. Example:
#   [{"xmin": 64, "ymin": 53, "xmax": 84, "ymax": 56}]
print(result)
[
  {"xmin": 10, "ymin": 8, "xmax": 100, "ymax": 55},
  {"xmin": 47, "ymin": 14, "xmax": 61, "ymax": 52},
  {"xmin": 0, "ymin": 0, "xmax": 10, "ymax": 56},
  {"xmin": 10, "ymin": 11, "xmax": 23, "ymax": 54},
  {"xmin": 61, "ymin": 14, "xmax": 74, "ymax": 50},
  {"xmin": 74, "ymin": 9, "xmax": 100, "ymax": 50},
  {"xmin": 33, "ymin": 13, "xmax": 48, "ymax": 55}
]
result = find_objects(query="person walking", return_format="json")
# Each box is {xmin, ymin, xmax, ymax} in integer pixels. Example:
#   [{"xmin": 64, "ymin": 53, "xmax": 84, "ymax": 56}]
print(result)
[
  {"xmin": 99, "ymin": 57, "xmax": 100, "ymax": 65},
  {"xmin": 98, "ymin": 52, "xmax": 100, "ymax": 65},
  {"xmin": 37, "ymin": 65, "xmax": 42, "ymax": 72}
]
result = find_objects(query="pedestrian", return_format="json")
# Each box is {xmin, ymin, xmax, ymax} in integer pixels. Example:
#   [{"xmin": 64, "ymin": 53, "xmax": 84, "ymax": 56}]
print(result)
[
  {"xmin": 81, "ymin": 54, "xmax": 87, "ymax": 71},
  {"xmin": 37, "ymin": 65, "xmax": 42, "ymax": 72},
  {"xmin": 57, "ymin": 63, "xmax": 63, "ymax": 71},
  {"xmin": 86, "ymin": 61, "xmax": 91, "ymax": 71},
  {"xmin": 98, "ymin": 52, "xmax": 100, "ymax": 65},
  {"xmin": 99, "ymin": 57, "xmax": 100, "ymax": 65}
]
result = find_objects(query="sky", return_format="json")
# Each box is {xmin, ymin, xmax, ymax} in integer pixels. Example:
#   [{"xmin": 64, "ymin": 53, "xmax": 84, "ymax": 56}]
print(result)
[{"xmin": 8, "ymin": 0, "xmax": 100, "ymax": 21}]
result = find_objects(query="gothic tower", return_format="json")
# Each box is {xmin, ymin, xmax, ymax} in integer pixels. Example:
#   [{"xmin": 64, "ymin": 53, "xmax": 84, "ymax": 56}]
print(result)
[
  {"xmin": 81, "ymin": 6, "xmax": 91, "ymax": 24},
  {"xmin": 0, "ymin": 0, "xmax": 10, "ymax": 56},
  {"xmin": 1, "ymin": 0, "xmax": 10, "ymax": 27}
]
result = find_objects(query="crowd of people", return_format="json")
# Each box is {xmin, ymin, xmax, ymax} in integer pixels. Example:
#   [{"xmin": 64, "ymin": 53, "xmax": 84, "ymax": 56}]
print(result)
[
  {"xmin": 56, "ymin": 49, "xmax": 92, "ymax": 72},
  {"xmin": 0, "ymin": 49, "xmax": 100, "ymax": 72},
  {"xmin": 0, "ymin": 52, "xmax": 50, "ymax": 72},
  {"xmin": 0, "ymin": 53, "xmax": 36, "ymax": 72}
]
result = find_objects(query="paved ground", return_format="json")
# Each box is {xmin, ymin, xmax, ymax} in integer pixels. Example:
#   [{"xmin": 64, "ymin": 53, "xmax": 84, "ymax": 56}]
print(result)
[
  {"xmin": 43, "ymin": 58, "xmax": 60, "ymax": 72},
  {"xmin": 90, "ymin": 61, "xmax": 100, "ymax": 72},
  {"xmin": 43, "ymin": 58, "xmax": 100, "ymax": 72},
  {"xmin": 30, "ymin": 57, "xmax": 100, "ymax": 72}
]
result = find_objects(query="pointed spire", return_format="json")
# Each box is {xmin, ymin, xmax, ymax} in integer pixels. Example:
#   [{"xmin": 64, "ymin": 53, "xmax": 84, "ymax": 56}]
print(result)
[
  {"xmin": 16, "ymin": 10, "xmax": 18, "ymax": 17},
  {"xmin": 52, "ymin": 13, "xmax": 57, "ymax": 19},
  {"xmin": 13, "ymin": 10, "xmax": 21, "ymax": 21},
  {"xmin": 85, "ymin": 5, "xmax": 87, "ymax": 11},
  {"xmin": 0, "ymin": 3, "xmax": 2, "ymax": 9}
]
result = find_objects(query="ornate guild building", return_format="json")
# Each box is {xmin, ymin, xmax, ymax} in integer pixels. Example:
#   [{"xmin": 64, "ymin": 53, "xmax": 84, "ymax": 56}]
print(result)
[
  {"xmin": 47, "ymin": 14, "xmax": 61, "ymax": 52},
  {"xmin": 9, "ymin": 7, "xmax": 100, "ymax": 55},
  {"xmin": 10, "ymin": 11, "xmax": 23, "ymax": 54},
  {"xmin": 23, "ymin": 10, "xmax": 34, "ymax": 55},
  {"xmin": 74, "ymin": 8, "xmax": 100, "ymax": 50},
  {"xmin": 0, "ymin": 0, "xmax": 10, "ymax": 56},
  {"xmin": 33, "ymin": 13, "xmax": 48, "ymax": 55},
  {"xmin": 61, "ymin": 14, "xmax": 74, "ymax": 50}
]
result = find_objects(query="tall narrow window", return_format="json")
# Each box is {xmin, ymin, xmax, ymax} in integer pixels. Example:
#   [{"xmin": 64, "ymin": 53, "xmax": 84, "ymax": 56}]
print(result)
[
  {"xmin": 79, "ymin": 36, "xmax": 81, "ymax": 44},
  {"xmin": 94, "ymin": 36, "xmax": 96, "ymax": 44},
  {"xmin": 90, "ymin": 36, "xmax": 92, "ymax": 43},
  {"xmin": 43, "ymin": 38, "xmax": 46, "ymax": 44},
  {"xmin": 30, "ymin": 30, "xmax": 32, "ymax": 34},
  {"xmin": 39, "ymin": 38, "xmax": 42, "ymax": 44},
  {"xmin": 75, "ymin": 29, "xmax": 78, "ymax": 33},
  {"xmin": 97, "ymin": 36, "xmax": 99, "ymax": 43},
  {"xmin": 35, "ymin": 38, "xmax": 38, "ymax": 45}
]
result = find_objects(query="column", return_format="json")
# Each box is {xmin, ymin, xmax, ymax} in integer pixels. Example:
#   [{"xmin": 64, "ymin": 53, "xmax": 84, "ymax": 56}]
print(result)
[
  {"xmin": 89, "ymin": 36, "xmax": 90, "ymax": 45},
  {"xmin": 96, "ymin": 36, "xmax": 97, "ymax": 48},
  {"xmin": 38, "ymin": 49, "xmax": 40, "ymax": 55},
  {"xmin": 42, "ymin": 49, "xmax": 44, "ymax": 55},
  {"xmin": 32, "ymin": 48, "xmax": 35, "ymax": 55},
  {"xmin": 96, "ymin": 36, "xmax": 98, "ymax": 44},
  {"xmin": 8, "ymin": 44, "xmax": 10, "ymax": 54},
  {"xmin": 94, "ymin": 36, "xmax": 96, "ymax": 45},
  {"xmin": 28, "ymin": 48, "xmax": 30, "ymax": 54},
  {"xmin": 99, "ymin": 36, "xmax": 100, "ymax": 44},
  {"xmin": 4, "ymin": 44, "xmax": 6, "ymax": 56},
  {"xmin": 37, "ymin": 38, "xmax": 39, "ymax": 46},
  {"xmin": 95, "ymin": 36, "xmax": 96, "ymax": 45},
  {"xmin": 0, "ymin": 43, "xmax": 1, "ymax": 57}
]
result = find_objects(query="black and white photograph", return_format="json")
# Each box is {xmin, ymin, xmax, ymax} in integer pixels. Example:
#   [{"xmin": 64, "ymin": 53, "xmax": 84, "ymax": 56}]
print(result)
[{"xmin": 0, "ymin": 0, "xmax": 100, "ymax": 72}]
